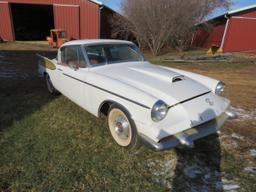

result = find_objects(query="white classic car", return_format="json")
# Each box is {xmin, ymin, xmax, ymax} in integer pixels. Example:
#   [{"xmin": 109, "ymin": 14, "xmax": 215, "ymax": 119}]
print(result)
[{"xmin": 38, "ymin": 39, "xmax": 236, "ymax": 151}]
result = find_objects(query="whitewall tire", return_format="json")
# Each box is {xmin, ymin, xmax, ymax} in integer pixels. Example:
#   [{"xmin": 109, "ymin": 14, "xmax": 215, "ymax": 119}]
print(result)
[{"xmin": 107, "ymin": 104, "xmax": 139, "ymax": 149}]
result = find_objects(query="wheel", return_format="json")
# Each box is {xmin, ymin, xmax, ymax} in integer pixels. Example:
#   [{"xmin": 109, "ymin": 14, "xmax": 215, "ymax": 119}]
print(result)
[
  {"xmin": 45, "ymin": 73, "xmax": 59, "ymax": 95},
  {"xmin": 107, "ymin": 104, "xmax": 140, "ymax": 149}
]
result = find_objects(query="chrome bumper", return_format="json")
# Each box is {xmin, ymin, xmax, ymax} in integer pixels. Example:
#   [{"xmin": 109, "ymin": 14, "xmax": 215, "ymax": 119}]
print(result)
[{"xmin": 139, "ymin": 110, "xmax": 236, "ymax": 151}]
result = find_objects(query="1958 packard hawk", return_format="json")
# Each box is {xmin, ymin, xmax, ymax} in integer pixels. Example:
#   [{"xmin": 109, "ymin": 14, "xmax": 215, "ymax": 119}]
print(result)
[{"xmin": 38, "ymin": 39, "xmax": 236, "ymax": 151}]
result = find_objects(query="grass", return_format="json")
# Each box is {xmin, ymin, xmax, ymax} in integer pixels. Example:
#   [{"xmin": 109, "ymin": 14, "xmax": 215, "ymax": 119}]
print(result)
[
  {"xmin": 0, "ymin": 42, "xmax": 256, "ymax": 191},
  {"xmin": 0, "ymin": 78, "xmax": 165, "ymax": 191}
]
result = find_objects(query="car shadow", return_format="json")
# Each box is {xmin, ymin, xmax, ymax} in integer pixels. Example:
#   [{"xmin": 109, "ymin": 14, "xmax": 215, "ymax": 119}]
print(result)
[
  {"xmin": 0, "ymin": 50, "xmax": 57, "ymax": 132},
  {"xmin": 170, "ymin": 108, "xmax": 223, "ymax": 191},
  {"xmin": 172, "ymin": 134, "xmax": 223, "ymax": 191},
  {"xmin": 152, "ymin": 108, "xmax": 224, "ymax": 191}
]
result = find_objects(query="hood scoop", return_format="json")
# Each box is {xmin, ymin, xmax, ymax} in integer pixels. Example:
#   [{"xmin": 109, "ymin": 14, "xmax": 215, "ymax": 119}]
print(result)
[
  {"xmin": 172, "ymin": 75, "xmax": 185, "ymax": 83},
  {"xmin": 129, "ymin": 65, "xmax": 183, "ymax": 83}
]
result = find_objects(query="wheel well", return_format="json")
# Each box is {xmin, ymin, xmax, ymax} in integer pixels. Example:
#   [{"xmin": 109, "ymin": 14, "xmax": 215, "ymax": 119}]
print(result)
[
  {"xmin": 98, "ymin": 101, "xmax": 114, "ymax": 118},
  {"xmin": 98, "ymin": 101, "xmax": 133, "ymax": 119}
]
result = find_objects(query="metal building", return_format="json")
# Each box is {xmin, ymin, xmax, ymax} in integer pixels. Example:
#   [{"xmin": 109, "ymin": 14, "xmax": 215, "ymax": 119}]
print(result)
[
  {"xmin": 0, "ymin": 0, "xmax": 115, "ymax": 41},
  {"xmin": 192, "ymin": 4, "xmax": 256, "ymax": 53}
]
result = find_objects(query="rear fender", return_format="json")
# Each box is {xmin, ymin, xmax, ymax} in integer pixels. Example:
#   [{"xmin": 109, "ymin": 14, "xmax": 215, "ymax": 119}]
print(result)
[{"xmin": 37, "ymin": 54, "xmax": 57, "ymax": 76}]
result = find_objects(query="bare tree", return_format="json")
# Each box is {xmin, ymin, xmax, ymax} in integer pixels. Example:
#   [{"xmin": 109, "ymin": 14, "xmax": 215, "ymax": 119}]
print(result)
[{"xmin": 112, "ymin": 0, "xmax": 230, "ymax": 55}]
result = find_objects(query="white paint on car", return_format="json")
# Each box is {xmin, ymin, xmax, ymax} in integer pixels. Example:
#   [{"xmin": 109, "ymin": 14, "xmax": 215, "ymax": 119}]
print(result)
[{"xmin": 38, "ymin": 39, "xmax": 234, "ymax": 149}]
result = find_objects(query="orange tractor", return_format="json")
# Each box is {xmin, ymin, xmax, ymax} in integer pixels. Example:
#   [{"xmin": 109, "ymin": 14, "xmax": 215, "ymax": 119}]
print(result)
[{"xmin": 47, "ymin": 29, "xmax": 68, "ymax": 48}]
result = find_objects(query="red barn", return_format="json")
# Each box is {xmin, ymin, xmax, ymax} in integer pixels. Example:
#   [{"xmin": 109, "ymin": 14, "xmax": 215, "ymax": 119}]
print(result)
[
  {"xmin": 0, "ymin": 0, "xmax": 115, "ymax": 41},
  {"xmin": 192, "ymin": 4, "xmax": 256, "ymax": 53}
]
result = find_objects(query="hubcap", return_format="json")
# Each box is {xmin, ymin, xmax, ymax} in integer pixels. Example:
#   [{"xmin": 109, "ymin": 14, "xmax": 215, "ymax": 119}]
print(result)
[
  {"xmin": 114, "ymin": 116, "xmax": 130, "ymax": 139},
  {"xmin": 108, "ymin": 109, "xmax": 132, "ymax": 147}
]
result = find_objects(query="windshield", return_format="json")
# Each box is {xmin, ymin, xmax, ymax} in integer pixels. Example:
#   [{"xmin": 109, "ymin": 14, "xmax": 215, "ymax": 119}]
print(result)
[{"xmin": 83, "ymin": 43, "xmax": 145, "ymax": 66}]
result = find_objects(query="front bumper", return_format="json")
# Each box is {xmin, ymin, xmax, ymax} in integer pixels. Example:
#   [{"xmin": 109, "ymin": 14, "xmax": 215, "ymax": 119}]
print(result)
[{"xmin": 139, "ymin": 109, "xmax": 236, "ymax": 151}]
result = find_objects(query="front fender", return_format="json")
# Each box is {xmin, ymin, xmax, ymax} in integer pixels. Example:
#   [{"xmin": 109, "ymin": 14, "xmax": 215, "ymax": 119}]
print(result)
[{"xmin": 85, "ymin": 71, "xmax": 158, "ymax": 127}]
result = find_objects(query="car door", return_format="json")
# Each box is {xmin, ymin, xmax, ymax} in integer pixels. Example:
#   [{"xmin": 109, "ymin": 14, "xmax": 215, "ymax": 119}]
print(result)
[{"xmin": 56, "ymin": 45, "xmax": 88, "ymax": 108}]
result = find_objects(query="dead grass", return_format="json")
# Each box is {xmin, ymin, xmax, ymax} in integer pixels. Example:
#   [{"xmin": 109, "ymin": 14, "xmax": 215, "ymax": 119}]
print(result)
[
  {"xmin": 0, "ymin": 42, "xmax": 255, "ymax": 191},
  {"xmin": 146, "ymin": 52, "xmax": 256, "ymax": 142},
  {"xmin": 0, "ymin": 41, "xmax": 56, "ymax": 51}
]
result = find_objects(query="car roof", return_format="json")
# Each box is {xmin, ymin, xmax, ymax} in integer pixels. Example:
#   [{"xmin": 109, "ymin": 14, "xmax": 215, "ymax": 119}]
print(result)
[{"xmin": 62, "ymin": 39, "xmax": 134, "ymax": 47}]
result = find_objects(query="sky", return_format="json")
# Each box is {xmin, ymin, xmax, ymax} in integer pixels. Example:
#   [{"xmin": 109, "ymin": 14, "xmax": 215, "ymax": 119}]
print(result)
[
  {"xmin": 100, "ymin": 0, "xmax": 256, "ymax": 18},
  {"xmin": 209, "ymin": 0, "xmax": 256, "ymax": 18},
  {"xmin": 100, "ymin": 0, "xmax": 122, "ymax": 12}
]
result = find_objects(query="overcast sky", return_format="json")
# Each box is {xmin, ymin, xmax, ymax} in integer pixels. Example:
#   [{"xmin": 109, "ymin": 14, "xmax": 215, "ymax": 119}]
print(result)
[{"xmin": 100, "ymin": 0, "xmax": 256, "ymax": 18}]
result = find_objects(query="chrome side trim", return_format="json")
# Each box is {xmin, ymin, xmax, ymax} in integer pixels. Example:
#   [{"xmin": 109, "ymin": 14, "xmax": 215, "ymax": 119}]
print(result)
[
  {"xmin": 63, "ymin": 73, "xmax": 151, "ymax": 109},
  {"xmin": 168, "ymin": 91, "xmax": 211, "ymax": 109}
]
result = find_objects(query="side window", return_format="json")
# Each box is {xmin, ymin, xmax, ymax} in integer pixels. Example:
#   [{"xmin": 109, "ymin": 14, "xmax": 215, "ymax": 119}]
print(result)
[
  {"xmin": 84, "ymin": 46, "xmax": 106, "ymax": 65},
  {"xmin": 61, "ymin": 46, "xmax": 87, "ymax": 68},
  {"xmin": 66, "ymin": 46, "xmax": 79, "ymax": 68}
]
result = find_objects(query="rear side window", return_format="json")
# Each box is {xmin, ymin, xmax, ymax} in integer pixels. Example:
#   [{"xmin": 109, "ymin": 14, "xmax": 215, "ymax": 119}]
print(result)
[{"xmin": 60, "ymin": 46, "xmax": 87, "ymax": 68}]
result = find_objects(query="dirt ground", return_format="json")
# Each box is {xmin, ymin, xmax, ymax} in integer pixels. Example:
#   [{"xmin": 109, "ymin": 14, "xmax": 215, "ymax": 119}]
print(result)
[
  {"xmin": 0, "ymin": 42, "xmax": 255, "ymax": 191},
  {"xmin": 155, "ymin": 55, "xmax": 256, "ymax": 143}
]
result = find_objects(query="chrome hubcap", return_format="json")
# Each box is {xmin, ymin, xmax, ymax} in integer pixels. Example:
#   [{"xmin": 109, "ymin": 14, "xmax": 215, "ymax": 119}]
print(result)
[
  {"xmin": 108, "ymin": 109, "xmax": 132, "ymax": 147},
  {"xmin": 114, "ymin": 116, "xmax": 130, "ymax": 139}
]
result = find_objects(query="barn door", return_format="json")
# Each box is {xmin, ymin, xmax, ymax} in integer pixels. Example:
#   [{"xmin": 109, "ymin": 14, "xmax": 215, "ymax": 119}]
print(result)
[
  {"xmin": 53, "ymin": 4, "xmax": 80, "ymax": 40},
  {"xmin": 0, "ymin": 1, "xmax": 14, "ymax": 41}
]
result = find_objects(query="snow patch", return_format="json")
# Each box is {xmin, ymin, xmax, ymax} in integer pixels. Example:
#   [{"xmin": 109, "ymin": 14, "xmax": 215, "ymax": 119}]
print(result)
[
  {"xmin": 148, "ymin": 157, "xmax": 225, "ymax": 191},
  {"xmin": 182, "ymin": 164, "xmax": 224, "ymax": 192},
  {"xmin": 184, "ymin": 165, "xmax": 204, "ymax": 179},
  {"xmin": 223, "ymin": 183, "xmax": 240, "ymax": 191},
  {"xmin": 231, "ymin": 133, "xmax": 244, "ymax": 141},
  {"xmin": 0, "ymin": 71, "xmax": 17, "ymax": 78},
  {"xmin": 147, "ymin": 158, "xmax": 176, "ymax": 188},
  {"xmin": 0, "ymin": 70, "xmax": 29, "ymax": 79},
  {"xmin": 249, "ymin": 149, "xmax": 256, "ymax": 158},
  {"xmin": 244, "ymin": 167, "xmax": 256, "ymax": 175},
  {"xmin": 230, "ymin": 106, "xmax": 256, "ymax": 121},
  {"xmin": 222, "ymin": 178, "xmax": 241, "ymax": 191}
]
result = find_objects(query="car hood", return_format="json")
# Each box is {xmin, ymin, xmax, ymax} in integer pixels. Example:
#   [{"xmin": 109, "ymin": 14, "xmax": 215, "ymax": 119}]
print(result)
[{"xmin": 91, "ymin": 62, "xmax": 210, "ymax": 106}]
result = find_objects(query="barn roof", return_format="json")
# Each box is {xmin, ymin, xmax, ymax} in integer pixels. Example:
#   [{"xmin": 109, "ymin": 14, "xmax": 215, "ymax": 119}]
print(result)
[
  {"xmin": 228, "ymin": 4, "xmax": 256, "ymax": 15},
  {"xmin": 209, "ymin": 4, "xmax": 256, "ymax": 22},
  {"xmin": 89, "ymin": 0, "xmax": 117, "ymax": 14},
  {"xmin": 89, "ymin": 0, "xmax": 102, "ymax": 6}
]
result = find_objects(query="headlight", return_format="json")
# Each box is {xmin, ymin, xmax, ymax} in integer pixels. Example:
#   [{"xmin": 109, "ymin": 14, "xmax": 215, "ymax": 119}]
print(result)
[
  {"xmin": 151, "ymin": 100, "xmax": 168, "ymax": 122},
  {"xmin": 215, "ymin": 81, "xmax": 225, "ymax": 95}
]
